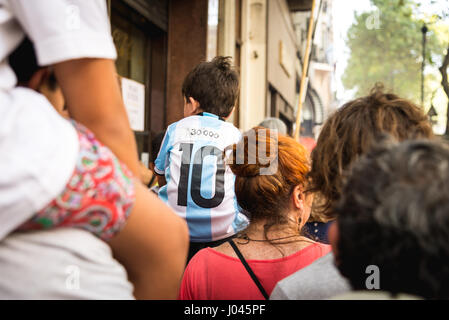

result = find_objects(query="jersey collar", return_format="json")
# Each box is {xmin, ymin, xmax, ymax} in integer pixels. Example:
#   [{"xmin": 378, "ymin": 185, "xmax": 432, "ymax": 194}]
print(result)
[{"xmin": 197, "ymin": 112, "xmax": 225, "ymax": 122}]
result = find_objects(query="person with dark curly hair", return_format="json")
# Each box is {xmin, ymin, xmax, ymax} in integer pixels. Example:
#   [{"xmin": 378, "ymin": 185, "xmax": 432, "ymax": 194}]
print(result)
[
  {"xmin": 271, "ymin": 84, "xmax": 434, "ymax": 300},
  {"xmin": 330, "ymin": 139, "xmax": 449, "ymax": 299},
  {"xmin": 305, "ymin": 83, "xmax": 434, "ymax": 243}
]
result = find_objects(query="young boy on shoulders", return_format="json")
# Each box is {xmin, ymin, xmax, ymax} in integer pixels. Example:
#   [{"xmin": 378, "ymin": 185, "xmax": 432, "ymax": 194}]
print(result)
[{"xmin": 155, "ymin": 56, "xmax": 248, "ymax": 261}]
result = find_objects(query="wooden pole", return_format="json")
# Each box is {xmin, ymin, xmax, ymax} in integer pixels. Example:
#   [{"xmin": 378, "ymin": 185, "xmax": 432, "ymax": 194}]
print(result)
[
  {"xmin": 107, "ymin": 0, "xmax": 112, "ymax": 18},
  {"xmin": 294, "ymin": 0, "xmax": 317, "ymax": 140}
]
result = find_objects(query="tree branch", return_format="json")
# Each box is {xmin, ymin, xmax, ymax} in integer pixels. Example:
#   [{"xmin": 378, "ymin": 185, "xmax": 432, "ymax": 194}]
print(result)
[
  {"xmin": 439, "ymin": 46, "xmax": 449, "ymax": 98},
  {"xmin": 440, "ymin": 45, "xmax": 449, "ymax": 136}
]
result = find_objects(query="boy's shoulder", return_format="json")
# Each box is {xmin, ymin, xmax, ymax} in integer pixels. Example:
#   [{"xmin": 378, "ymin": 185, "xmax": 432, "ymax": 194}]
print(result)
[
  {"xmin": 165, "ymin": 114, "xmax": 241, "ymax": 146},
  {"xmin": 176, "ymin": 114, "xmax": 240, "ymax": 131}
]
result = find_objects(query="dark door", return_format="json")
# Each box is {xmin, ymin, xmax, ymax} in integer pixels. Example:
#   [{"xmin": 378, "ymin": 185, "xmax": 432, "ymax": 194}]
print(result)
[{"xmin": 111, "ymin": 0, "xmax": 168, "ymax": 164}]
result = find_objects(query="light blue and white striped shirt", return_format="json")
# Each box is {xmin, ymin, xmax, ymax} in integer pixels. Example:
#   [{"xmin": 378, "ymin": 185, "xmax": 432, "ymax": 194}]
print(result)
[{"xmin": 154, "ymin": 112, "xmax": 248, "ymax": 242}]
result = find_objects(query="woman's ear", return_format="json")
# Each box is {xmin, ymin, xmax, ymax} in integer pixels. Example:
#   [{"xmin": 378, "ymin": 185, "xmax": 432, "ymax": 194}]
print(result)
[
  {"xmin": 292, "ymin": 185, "xmax": 304, "ymax": 211},
  {"xmin": 292, "ymin": 185, "xmax": 313, "ymax": 228}
]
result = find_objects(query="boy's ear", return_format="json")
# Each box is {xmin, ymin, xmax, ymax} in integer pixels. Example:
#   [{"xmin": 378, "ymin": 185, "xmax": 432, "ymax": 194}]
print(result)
[
  {"xmin": 28, "ymin": 68, "xmax": 49, "ymax": 91},
  {"xmin": 226, "ymin": 106, "xmax": 236, "ymax": 119},
  {"xmin": 189, "ymin": 97, "xmax": 201, "ymax": 112}
]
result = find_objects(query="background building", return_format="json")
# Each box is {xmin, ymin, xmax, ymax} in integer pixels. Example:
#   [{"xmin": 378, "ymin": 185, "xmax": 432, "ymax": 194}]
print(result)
[
  {"xmin": 291, "ymin": 0, "xmax": 336, "ymax": 138},
  {"xmin": 108, "ymin": 0, "xmax": 335, "ymax": 162}
]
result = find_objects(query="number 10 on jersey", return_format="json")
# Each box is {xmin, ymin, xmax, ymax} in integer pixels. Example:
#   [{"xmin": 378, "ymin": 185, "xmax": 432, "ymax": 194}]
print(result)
[{"xmin": 178, "ymin": 143, "xmax": 226, "ymax": 209}]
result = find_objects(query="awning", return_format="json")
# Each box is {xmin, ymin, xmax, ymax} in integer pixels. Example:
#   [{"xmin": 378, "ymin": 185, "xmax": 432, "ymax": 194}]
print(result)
[{"xmin": 287, "ymin": 0, "xmax": 314, "ymax": 12}]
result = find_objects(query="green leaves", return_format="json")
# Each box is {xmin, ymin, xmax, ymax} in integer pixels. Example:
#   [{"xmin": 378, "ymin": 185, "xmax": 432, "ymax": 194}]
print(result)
[{"xmin": 342, "ymin": 0, "xmax": 447, "ymax": 104}]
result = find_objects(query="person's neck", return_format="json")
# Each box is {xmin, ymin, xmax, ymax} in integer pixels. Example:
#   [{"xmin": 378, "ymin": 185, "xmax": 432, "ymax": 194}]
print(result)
[
  {"xmin": 191, "ymin": 108, "xmax": 205, "ymax": 116},
  {"xmin": 192, "ymin": 110, "xmax": 228, "ymax": 121},
  {"xmin": 240, "ymin": 219, "xmax": 301, "ymax": 241}
]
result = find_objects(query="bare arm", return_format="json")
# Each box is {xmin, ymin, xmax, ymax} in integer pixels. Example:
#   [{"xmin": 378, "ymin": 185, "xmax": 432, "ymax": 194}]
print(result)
[
  {"xmin": 108, "ymin": 181, "xmax": 189, "ymax": 299},
  {"xmin": 53, "ymin": 58, "xmax": 140, "ymax": 176},
  {"xmin": 54, "ymin": 58, "xmax": 188, "ymax": 298}
]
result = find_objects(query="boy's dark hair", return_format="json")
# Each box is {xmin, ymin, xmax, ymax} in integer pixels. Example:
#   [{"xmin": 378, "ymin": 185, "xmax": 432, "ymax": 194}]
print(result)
[
  {"xmin": 335, "ymin": 139, "xmax": 449, "ymax": 299},
  {"xmin": 9, "ymin": 37, "xmax": 58, "ymax": 90},
  {"xmin": 182, "ymin": 56, "xmax": 239, "ymax": 118}
]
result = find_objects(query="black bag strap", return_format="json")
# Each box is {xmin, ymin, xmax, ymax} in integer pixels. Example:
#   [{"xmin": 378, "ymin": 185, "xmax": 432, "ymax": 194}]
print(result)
[{"xmin": 228, "ymin": 239, "xmax": 269, "ymax": 300}]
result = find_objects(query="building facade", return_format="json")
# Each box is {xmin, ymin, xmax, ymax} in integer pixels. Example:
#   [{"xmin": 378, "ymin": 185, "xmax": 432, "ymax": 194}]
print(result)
[
  {"xmin": 108, "ymin": 0, "xmax": 334, "ymax": 162},
  {"xmin": 291, "ymin": 0, "xmax": 336, "ymax": 138}
]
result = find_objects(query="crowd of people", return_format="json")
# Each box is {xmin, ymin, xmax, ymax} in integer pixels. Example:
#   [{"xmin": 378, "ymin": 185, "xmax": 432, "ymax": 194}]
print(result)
[{"xmin": 1, "ymin": 0, "xmax": 449, "ymax": 301}]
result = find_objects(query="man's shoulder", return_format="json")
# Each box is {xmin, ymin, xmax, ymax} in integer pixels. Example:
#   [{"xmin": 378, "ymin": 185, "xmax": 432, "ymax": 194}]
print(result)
[
  {"xmin": 288, "ymin": 252, "xmax": 337, "ymax": 280},
  {"xmin": 272, "ymin": 252, "xmax": 351, "ymax": 300}
]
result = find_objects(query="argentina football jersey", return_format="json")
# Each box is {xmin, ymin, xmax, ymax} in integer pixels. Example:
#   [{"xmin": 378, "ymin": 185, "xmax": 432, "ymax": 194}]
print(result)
[{"xmin": 154, "ymin": 112, "xmax": 249, "ymax": 242}]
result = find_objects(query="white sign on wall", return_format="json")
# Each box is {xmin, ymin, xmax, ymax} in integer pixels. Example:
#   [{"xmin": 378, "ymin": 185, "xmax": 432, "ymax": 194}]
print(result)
[
  {"xmin": 141, "ymin": 152, "xmax": 149, "ymax": 168},
  {"xmin": 121, "ymin": 77, "xmax": 145, "ymax": 132}
]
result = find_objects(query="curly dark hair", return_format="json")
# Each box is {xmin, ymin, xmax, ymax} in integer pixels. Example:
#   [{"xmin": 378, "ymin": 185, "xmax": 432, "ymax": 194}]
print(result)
[
  {"xmin": 308, "ymin": 84, "xmax": 434, "ymax": 221},
  {"xmin": 182, "ymin": 56, "xmax": 239, "ymax": 118},
  {"xmin": 335, "ymin": 139, "xmax": 449, "ymax": 299}
]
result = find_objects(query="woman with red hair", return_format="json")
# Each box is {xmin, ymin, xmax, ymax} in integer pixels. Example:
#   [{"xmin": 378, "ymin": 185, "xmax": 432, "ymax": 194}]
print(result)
[{"xmin": 179, "ymin": 127, "xmax": 330, "ymax": 300}]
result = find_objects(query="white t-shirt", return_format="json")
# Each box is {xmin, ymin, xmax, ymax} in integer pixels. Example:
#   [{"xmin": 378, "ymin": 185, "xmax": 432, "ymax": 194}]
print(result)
[
  {"xmin": 0, "ymin": 228, "xmax": 134, "ymax": 299},
  {"xmin": 0, "ymin": 0, "xmax": 117, "ymax": 240}
]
